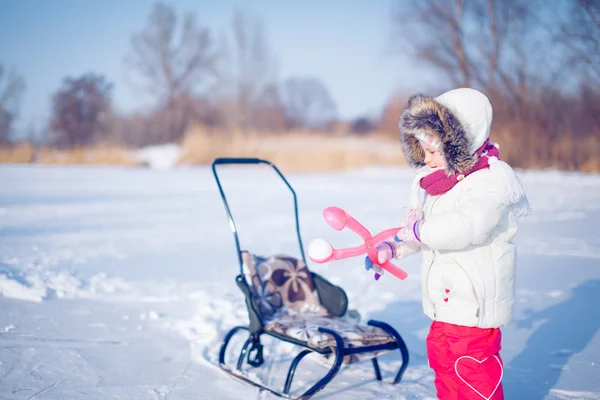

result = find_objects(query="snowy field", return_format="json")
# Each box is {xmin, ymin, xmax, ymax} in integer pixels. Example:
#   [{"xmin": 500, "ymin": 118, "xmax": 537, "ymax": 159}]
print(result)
[{"xmin": 1, "ymin": 163, "xmax": 599, "ymax": 400}]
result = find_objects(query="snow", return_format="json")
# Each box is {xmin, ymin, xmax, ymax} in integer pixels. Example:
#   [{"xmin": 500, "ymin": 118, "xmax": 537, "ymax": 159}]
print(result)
[
  {"xmin": 0, "ymin": 163, "xmax": 599, "ymax": 399},
  {"xmin": 133, "ymin": 143, "xmax": 182, "ymax": 170}
]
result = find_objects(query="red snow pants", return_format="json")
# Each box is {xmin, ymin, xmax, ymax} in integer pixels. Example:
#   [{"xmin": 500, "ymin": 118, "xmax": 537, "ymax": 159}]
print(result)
[{"xmin": 426, "ymin": 321, "xmax": 504, "ymax": 400}]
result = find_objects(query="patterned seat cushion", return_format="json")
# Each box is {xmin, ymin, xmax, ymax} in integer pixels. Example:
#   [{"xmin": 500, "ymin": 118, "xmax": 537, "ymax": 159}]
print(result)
[
  {"xmin": 242, "ymin": 252, "xmax": 329, "ymax": 319},
  {"xmin": 265, "ymin": 311, "xmax": 396, "ymax": 350},
  {"xmin": 265, "ymin": 310, "xmax": 396, "ymax": 364}
]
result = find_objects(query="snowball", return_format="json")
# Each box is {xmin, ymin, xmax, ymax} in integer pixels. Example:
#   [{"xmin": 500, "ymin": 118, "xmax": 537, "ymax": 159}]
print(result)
[{"xmin": 307, "ymin": 238, "xmax": 333, "ymax": 262}]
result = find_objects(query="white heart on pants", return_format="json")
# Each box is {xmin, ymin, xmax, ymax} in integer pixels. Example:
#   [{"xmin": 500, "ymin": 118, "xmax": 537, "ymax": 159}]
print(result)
[{"xmin": 454, "ymin": 355, "xmax": 503, "ymax": 400}]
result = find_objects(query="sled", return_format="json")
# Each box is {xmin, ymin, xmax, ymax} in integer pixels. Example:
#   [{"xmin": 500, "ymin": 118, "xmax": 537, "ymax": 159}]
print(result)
[{"xmin": 212, "ymin": 157, "xmax": 410, "ymax": 400}]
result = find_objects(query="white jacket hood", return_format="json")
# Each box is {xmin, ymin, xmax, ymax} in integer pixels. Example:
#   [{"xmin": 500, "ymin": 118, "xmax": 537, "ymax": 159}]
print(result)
[{"xmin": 399, "ymin": 88, "xmax": 494, "ymax": 175}]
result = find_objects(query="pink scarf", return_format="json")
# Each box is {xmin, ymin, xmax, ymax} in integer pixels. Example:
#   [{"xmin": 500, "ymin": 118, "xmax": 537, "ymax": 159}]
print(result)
[{"xmin": 420, "ymin": 139, "xmax": 500, "ymax": 196}]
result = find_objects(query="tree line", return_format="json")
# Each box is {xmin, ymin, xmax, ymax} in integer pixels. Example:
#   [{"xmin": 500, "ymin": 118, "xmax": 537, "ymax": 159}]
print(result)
[
  {"xmin": 1, "ymin": 0, "xmax": 599, "ymax": 171},
  {"xmin": 384, "ymin": 0, "xmax": 600, "ymax": 170},
  {"xmin": 1, "ymin": 4, "xmax": 339, "ymax": 148}
]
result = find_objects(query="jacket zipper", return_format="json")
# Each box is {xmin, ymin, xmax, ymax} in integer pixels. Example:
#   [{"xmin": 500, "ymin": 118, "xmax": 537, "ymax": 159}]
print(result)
[
  {"xmin": 452, "ymin": 258, "xmax": 483, "ymax": 325},
  {"xmin": 424, "ymin": 195, "xmax": 440, "ymax": 319},
  {"xmin": 425, "ymin": 256, "xmax": 435, "ymax": 318}
]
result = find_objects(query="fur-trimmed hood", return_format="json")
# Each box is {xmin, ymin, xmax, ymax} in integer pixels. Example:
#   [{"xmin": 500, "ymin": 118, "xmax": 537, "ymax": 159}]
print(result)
[{"xmin": 399, "ymin": 88, "xmax": 493, "ymax": 175}]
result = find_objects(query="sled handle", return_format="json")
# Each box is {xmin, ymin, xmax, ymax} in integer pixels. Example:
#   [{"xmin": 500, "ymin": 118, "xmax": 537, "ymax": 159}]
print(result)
[
  {"xmin": 213, "ymin": 157, "xmax": 265, "ymax": 165},
  {"xmin": 212, "ymin": 157, "xmax": 306, "ymax": 275}
]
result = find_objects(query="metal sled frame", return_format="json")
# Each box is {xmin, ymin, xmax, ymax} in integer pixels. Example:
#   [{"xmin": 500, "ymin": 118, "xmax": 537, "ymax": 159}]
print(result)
[{"xmin": 212, "ymin": 157, "xmax": 409, "ymax": 400}]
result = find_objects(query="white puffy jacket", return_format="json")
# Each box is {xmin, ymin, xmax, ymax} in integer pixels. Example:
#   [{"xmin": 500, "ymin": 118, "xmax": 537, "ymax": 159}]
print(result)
[
  {"xmin": 415, "ymin": 166, "xmax": 520, "ymax": 328},
  {"xmin": 396, "ymin": 88, "xmax": 530, "ymax": 328}
]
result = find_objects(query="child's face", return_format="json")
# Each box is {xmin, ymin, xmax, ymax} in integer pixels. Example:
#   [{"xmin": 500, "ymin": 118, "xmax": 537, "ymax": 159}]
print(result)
[{"xmin": 420, "ymin": 141, "xmax": 444, "ymax": 169}]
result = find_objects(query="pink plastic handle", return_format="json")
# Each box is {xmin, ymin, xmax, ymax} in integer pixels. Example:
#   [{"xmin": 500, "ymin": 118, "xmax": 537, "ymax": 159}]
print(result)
[
  {"xmin": 324, "ymin": 207, "xmax": 372, "ymax": 239},
  {"xmin": 310, "ymin": 206, "xmax": 408, "ymax": 281},
  {"xmin": 381, "ymin": 260, "xmax": 409, "ymax": 280}
]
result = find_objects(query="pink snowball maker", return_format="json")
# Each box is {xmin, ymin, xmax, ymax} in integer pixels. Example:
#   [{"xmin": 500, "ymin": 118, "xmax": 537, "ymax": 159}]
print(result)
[{"xmin": 308, "ymin": 206, "xmax": 408, "ymax": 281}]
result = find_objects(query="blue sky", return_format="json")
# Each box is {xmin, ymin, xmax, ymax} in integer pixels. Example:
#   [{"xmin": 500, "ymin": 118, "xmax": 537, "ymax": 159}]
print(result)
[{"xmin": 0, "ymin": 0, "xmax": 440, "ymax": 133}]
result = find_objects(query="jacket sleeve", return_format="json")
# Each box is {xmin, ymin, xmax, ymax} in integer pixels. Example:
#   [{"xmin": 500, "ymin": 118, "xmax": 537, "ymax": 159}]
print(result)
[{"xmin": 419, "ymin": 182, "xmax": 507, "ymax": 251}]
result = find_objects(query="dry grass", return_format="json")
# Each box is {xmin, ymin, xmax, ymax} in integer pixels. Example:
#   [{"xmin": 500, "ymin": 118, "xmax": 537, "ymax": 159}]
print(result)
[
  {"xmin": 0, "ymin": 143, "xmax": 140, "ymax": 166},
  {"xmin": 0, "ymin": 143, "xmax": 36, "ymax": 163},
  {"xmin": 176, "ymin": 125, "xmax": 408, "ymax": 172},
  {"xmin": 2, "ymin": 125, "xmax": 598, "ymax": 173},
  {"xmin": 492, "ymin": 128, "xmax": 600, "ymax": 173}
]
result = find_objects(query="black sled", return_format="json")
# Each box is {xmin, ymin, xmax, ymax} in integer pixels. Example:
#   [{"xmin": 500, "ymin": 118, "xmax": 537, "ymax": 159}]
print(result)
[{"xmin": 212, "ymin": 157, "xmax": 410, "ymax": 399}]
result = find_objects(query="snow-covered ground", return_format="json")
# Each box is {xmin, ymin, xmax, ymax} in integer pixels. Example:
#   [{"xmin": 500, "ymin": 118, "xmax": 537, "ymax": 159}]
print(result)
[{"xmin": 1, "ymin": 163, "xmax": 599, "ymax": 399}]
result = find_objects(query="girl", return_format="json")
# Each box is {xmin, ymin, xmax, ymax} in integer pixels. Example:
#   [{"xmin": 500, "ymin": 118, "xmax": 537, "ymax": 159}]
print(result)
[{"xmin": 368, "ymin": 88, "xmax": 531, "ymax": 399}]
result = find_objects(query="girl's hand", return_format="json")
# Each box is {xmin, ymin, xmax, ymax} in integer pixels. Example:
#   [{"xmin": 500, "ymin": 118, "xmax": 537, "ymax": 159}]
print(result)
[
  {"xmin": 396, "ymin": 208, "xmax": 424, "ymax": 244},
  {"xmin": 402, "ymin": 208, "xmax": 424, "ymax": 225},
  {"xmin": 364, "ymin": 242, "xmax": 394, "ymax": 271}
]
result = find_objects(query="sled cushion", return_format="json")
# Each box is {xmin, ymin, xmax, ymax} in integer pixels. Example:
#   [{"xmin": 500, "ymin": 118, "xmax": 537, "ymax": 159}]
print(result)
[
  {"xmin": 264, "ymin": 311, "xmax": 396, "ymax": 363},
  {"xmin": 242, "ymin": 252, "xmax": 329, "ymax": 318}
]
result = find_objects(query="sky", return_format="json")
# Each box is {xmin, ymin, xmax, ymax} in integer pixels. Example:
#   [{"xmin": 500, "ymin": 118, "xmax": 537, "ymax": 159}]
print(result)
[{"xmin": 0, "ymin": 0, "xmax": 441, "ymax": 134}]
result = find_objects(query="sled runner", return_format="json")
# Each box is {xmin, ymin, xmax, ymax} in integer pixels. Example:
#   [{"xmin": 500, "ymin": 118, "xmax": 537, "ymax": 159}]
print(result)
[{"xmin": 212, "ymin": 157, "xmax": 410, "ymax": 400}]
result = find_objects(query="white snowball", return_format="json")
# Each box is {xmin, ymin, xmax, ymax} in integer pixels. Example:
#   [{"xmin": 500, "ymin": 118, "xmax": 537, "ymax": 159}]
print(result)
[{"xmin": 307, "ymin": 238, "xmax": 333, "ymax": 262}]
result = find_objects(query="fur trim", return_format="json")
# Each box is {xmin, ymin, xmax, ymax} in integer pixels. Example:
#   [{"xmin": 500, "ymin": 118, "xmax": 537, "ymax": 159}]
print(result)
[{"xmin": 399, "ymin": 94, "xmax": 477, "ymax": 174}]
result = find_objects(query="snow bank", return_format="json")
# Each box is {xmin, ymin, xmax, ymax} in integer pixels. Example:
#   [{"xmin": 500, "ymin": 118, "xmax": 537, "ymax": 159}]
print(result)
[
  {"xmin": 0, "ymin": 267, "xmax": 130, "ymax": 302},
  {"xmin": 133, "ymin": 143, "xmax": 182, "ymax": 170}
]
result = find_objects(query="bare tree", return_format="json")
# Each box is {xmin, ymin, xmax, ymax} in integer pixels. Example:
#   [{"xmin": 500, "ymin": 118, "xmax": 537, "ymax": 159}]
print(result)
[
  {"xmin": 351, "ymin": 117, "xmax": 377, "ymax": 135},
  {"xmin": 390, "ymin": 0, "xmax": 600, "ymax": 172},
  {"xmin": 391, "ymin": 0, "xmax": 475, "ymax": 87},
  {"xmin": 544, "ymin": 0, "xmax": 600, "ymax": 88},
  {"xmin": 476, "ymin": 0, "xmax": 541, "ymax": 118},
  {"xmin": 0, "ymin": 64, "xmax": 26, "ymax": 145},
  {"xmin": 379, "ymin": 93, "xmax": 409, "ymax": 137},
  {"xmin": 280, "ymin": 77, "xmax": 337, "ymax": 130},
  {"xmin": 391, "ymin": 0, "xmax": 537, "ymax": 109},
  {"xmin": 215, "ymin": 9, "xmax": 282, "ymax": 132},
  {"xmin": 126, "ymin": 2, "xmax": 217, "ymax": 142},
  {"xmin": 252, "ymin": 83, "xmax": 287, "ymax": 131},
  {"xmin": 50, "ymin": 74, "xmax": 112, "ymax": 147}
]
